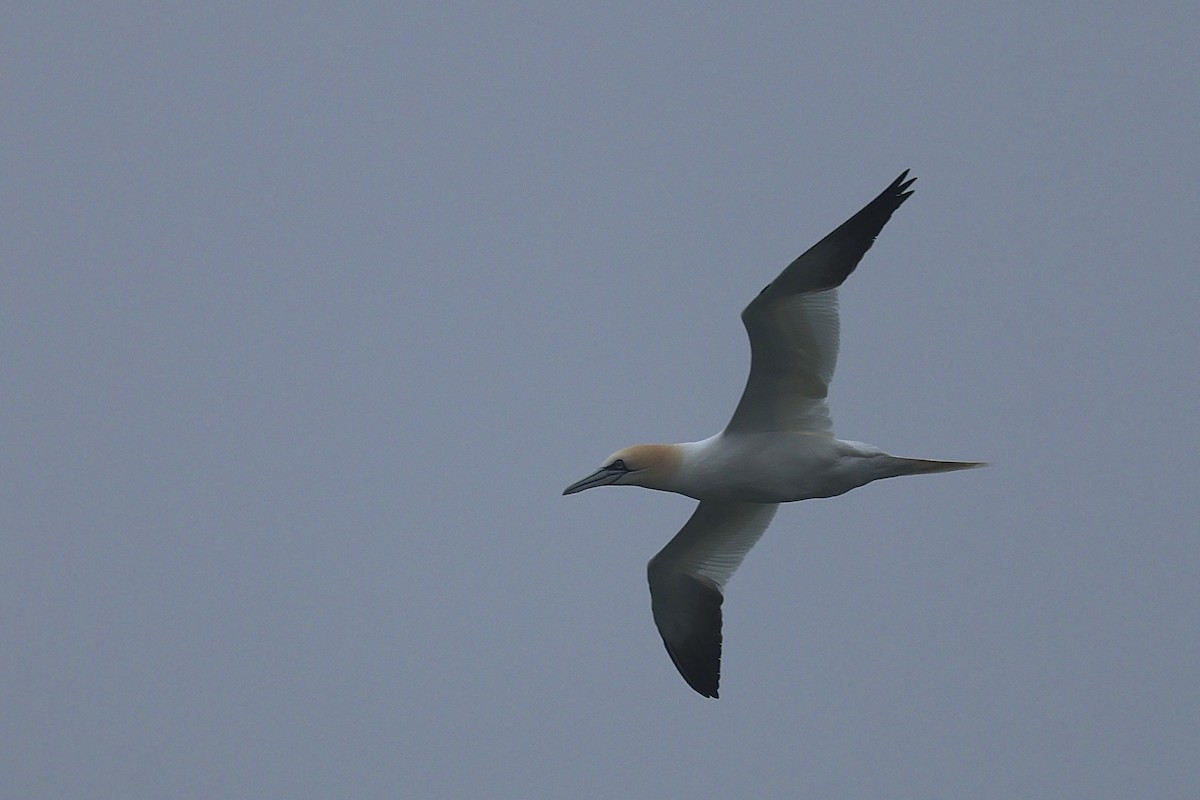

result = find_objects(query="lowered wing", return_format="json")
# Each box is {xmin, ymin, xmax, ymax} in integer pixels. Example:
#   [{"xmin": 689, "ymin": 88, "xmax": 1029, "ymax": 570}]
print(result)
[{"xmin": 647, "ymin": 500, "xmax": 779, "ymax": 698}]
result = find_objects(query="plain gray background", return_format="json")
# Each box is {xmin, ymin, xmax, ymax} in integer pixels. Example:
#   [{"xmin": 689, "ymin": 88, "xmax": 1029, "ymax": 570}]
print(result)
[{"xmin": 4, "ymin": 4, "xmax": 1198, "ymax": 798}]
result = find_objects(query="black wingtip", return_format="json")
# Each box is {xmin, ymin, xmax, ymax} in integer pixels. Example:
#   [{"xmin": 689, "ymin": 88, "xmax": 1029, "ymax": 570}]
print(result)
[
  {"xmin": 888, "ymin": 169, "xmax": 916, "ymax": 196},
  {"xmin": 655, "ymin": 574, "xmax": 725, "ymax": 698},
  {"xmin": 890, "ymin": 169, "xmax": 917, "ymax": 201},
  {"xmin": 662, "ymin": 638, "xmax": 722, "ymax": 698}
]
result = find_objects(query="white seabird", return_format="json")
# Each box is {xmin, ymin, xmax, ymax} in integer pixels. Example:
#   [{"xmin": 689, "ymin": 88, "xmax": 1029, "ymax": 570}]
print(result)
[{"xmin": 563, "ymin": 171, "xmax": 984, "ymax": 698}]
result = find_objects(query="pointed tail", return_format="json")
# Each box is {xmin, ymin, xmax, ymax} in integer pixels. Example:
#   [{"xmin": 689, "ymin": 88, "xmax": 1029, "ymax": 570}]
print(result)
[{"xmin": 893, "ymin": 458, "xmax": 988, "ymax": 476}]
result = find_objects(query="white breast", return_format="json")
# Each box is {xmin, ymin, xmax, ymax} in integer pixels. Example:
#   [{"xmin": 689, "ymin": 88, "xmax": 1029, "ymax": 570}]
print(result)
[{"xmin": 674, "ymin": 432, "xmax": 865, "ymax": 503}]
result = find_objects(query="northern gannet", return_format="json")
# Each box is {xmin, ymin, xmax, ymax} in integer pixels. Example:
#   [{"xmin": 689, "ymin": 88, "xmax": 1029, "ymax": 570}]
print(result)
[{"xmin": 563, "ymin": 171, "xmax": 984, "ymax": 698}]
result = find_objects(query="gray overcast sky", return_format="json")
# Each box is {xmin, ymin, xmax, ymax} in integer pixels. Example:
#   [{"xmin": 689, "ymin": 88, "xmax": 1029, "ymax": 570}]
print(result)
[{"xmin": 4, "ymin": 3, "xmax": 1198, "ymax": 798}]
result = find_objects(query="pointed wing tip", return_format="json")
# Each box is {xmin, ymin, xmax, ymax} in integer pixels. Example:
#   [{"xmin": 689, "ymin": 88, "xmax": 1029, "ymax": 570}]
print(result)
[
  {"xmin": 674, "ymin": 655, "xmax": 721, "ymax": 698},
  {"xmin": 892, "ymin": 169, "xmax": 917, "ymax": 199},
  {"xmin": 662, "ymin": 637, "xmax": 722, "ymax": 698},
  {"xmin": 676, "ymin": 643, "xmax": 721, "ymax": 698},
  {"xmin": 651, "ymin": 570, "xmax": 725, "ymax": 699}
]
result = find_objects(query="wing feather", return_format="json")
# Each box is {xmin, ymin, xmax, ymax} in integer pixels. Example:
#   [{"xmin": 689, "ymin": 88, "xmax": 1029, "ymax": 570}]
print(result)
[
  {"xmin": 725, "ymin": 171, "xmax": 916, "ymax": 435},
  {"xmin": 647, "ymin": 501, "xmax": 778, "ymax": 697}
]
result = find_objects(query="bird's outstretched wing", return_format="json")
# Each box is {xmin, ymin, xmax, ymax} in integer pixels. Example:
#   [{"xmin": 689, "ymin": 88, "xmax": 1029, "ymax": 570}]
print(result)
[
  {"xmin": 725, "ymin": 171, "xmax": 916, "ymax": 435},
  {"xmin": 647, "ymin": 501, "xmax": 779, "ymax": 698}
]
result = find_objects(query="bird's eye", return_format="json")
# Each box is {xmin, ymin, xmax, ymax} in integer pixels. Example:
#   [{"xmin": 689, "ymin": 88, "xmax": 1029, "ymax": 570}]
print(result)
[{"xmin": 609, "ymin": 459, "xmax": 628, "ymax": 471}]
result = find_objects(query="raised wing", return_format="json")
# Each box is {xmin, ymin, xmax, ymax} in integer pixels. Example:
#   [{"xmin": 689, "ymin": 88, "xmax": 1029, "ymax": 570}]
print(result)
[
  {"xmin": 647, "ymin": 501, "xmax": 779, "ymax": 698},
  {"xmin": 725, "ymin": 171, "xmax": 916, "ymax": 435}
]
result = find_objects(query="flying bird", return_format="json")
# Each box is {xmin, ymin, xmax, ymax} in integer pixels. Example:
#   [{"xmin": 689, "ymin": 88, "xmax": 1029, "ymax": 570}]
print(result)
[{"xmin": 563, "ymin": 171, "xmax": 984, "ymax": 698}]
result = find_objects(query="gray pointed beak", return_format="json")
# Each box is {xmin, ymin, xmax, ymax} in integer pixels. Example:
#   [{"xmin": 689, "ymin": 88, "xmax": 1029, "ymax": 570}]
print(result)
[{"xmin": 562, "ymin": 468, "xmax": 621, "ymax": 495}]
